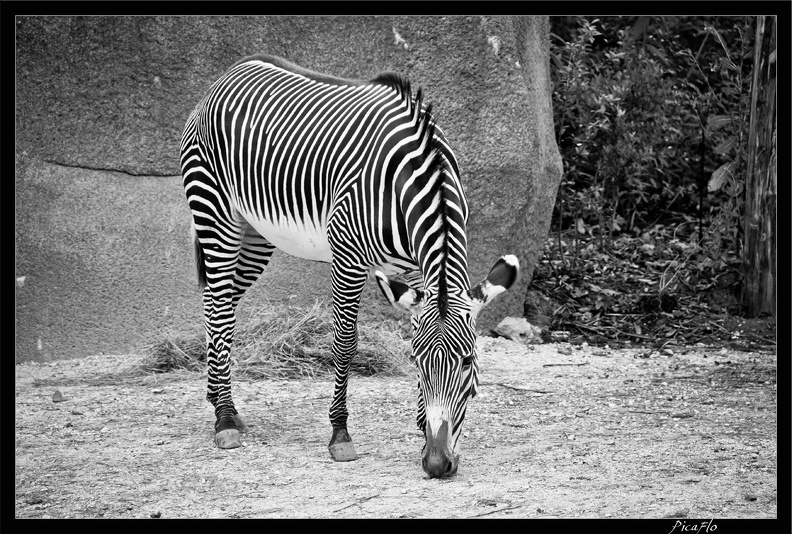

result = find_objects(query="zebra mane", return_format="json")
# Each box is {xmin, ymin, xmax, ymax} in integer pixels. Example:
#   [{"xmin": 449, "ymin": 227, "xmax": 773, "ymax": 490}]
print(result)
[
  {"xmin": 431, "ymin": 145, "xmax": 451, "ymax": 323},
  {"xmin": 370, "ymin": 72, "xmax": 412, "ymax": 96},
  {"xmin": 373, "ymin": 72, "xmax": 452, "ymax": 321},
  {"xmin": 417, "ymin": 105, "xmax": 451, "ymax": 322}
]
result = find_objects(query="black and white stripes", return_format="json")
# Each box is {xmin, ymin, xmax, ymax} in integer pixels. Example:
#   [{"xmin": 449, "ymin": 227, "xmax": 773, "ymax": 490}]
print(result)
[{"xmin": 181, "ymin": 55, "xmax": 514, "ymax": 476}]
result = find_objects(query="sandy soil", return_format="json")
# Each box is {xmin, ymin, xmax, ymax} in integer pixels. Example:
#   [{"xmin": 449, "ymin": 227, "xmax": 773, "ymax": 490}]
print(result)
[{"xmin": 15, "ymin": 337, "xmax": 776, "ymax": 519}]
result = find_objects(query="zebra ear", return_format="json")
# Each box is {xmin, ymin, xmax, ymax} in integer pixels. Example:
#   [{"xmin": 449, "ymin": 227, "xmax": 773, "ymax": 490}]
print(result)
[
  {"xmin": 374, "ymin": 271, "xmax": 424, "ymax": 314},
  {"xmin": 468, "ymin": 255, "xmax": 519, "ymax": 314}
]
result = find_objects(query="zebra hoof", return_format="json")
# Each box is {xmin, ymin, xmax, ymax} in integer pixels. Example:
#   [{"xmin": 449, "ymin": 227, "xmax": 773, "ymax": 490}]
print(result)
[
  {"xmin": 232, "ymin": 414, "xmax": 249, "ymax": 434},
  {"xmin": 215, "ymin": 429, "xmax": 243, "ymax": 449},
  {"xmin": 329, "ymin": 441, "xmax": 358, "ymax": 461},
  {"xmin": 214, "ymin": 415, "xmax": 243, "ymax": 448},
  {"xmin": 328, "ymin": 428, "xmax": 358, "ymax": 462}
]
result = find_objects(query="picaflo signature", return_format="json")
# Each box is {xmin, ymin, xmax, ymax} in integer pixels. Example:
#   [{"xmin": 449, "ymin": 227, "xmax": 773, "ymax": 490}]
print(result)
[{"xmin": 668, "ymin": 519, "xmax": 717, "ymax": 534}]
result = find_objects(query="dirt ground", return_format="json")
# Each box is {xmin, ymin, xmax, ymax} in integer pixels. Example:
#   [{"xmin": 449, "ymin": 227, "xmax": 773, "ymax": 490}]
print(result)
[{"xmin": 15, "ymin": 337, "xmax": 776, "ymax": 519}]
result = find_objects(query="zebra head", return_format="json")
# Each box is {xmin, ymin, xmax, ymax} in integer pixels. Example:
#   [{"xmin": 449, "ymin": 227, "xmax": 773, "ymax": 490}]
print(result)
[{"xmin": 375, "ymin": 254, "xmax": 519, "ymax": 478}]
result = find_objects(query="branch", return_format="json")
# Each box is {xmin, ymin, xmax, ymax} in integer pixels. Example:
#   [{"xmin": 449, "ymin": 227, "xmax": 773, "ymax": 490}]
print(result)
[
  {"xmin": 469, "ymin": 504, "xmax": 524, "ymax": 518},
  {"xmin": 333, "ymin": 495, "xmax": 378, "ymax": 513},
  {"xmin": 481, "ymin": 382, "xmax": 554, "ymax": 394}
]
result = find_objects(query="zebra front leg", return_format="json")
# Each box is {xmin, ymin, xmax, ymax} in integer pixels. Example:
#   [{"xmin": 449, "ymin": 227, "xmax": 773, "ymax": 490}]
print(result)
[{"xmin": 327, "ymin": 264, "xmax": 368, "ymax": 461}]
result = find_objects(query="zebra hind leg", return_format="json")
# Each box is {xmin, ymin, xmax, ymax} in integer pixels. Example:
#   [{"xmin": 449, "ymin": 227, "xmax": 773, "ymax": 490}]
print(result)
[
  {"xmin": 224, "ymin": 229, "xmax": 276, "ymax": 436},
  {"xmin": 201, "ymin": 275, "xmax": 243, "ymax": 448},
  {"xmin": 198, "ymin": 222, "xmax": 274, "ymax": 449}
]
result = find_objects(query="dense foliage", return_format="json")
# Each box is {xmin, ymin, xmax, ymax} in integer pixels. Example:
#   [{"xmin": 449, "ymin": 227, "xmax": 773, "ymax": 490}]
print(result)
[
  {"xmin": 550, "ymin": 16, "xmax": 754, "ymax": 243},
  {"xmin": 534, "ymin": 16, "xmax": 774, "ymax": 346}
]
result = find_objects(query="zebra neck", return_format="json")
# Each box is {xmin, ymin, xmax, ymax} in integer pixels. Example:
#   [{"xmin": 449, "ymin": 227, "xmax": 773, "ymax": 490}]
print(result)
[
  {"xmin": 408, "ymin": 194, "xmax": 471, "ymax": 297},
  {"xmin": 391, "ymin": 154, "xmax": 470, "ymax": 294}
]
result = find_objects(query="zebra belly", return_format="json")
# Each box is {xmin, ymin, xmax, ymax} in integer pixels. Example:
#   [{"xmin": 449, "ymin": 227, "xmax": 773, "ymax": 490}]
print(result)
[{"xmin": 245, "ymin": 214, "xmax": 332, "ymax": 263}]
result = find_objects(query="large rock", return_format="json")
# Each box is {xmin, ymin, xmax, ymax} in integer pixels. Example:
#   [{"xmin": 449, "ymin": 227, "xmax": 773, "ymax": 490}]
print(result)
[{"xmin": 15, "ymin": 16, "xmax": 562, "ymax": 362}]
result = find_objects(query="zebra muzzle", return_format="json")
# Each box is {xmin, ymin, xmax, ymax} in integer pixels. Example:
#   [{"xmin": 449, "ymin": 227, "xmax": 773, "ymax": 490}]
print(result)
[
  {"xmin": 422, "ymin": 419, "xmax": 458, "ymax": 478},
  {"xmin": 422, "ymin": 447, "xmax": 459, "ymax": 478}
]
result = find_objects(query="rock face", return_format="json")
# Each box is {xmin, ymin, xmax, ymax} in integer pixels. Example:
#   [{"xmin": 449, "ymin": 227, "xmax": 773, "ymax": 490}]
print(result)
[{"xmin": 15, "ymin": 16, "xmax": 562, "ymax": 362}]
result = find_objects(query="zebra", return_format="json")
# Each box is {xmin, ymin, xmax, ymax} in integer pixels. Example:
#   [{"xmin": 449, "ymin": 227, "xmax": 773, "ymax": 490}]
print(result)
[{"xmin": 180, "ymin": 54, "xmax": 519, "ymax": 478}]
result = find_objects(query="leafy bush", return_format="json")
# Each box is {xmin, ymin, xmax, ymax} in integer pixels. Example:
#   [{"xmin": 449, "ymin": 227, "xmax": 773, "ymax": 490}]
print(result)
[{"xmin": 549, "ymin": 15, "xmax": 755, "ymax": 267}]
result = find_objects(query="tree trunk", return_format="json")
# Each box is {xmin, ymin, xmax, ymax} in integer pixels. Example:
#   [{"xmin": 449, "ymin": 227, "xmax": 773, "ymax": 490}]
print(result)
[{"xmin": 743, "ymin": 16, "xmax": 777, "ymax": 317}]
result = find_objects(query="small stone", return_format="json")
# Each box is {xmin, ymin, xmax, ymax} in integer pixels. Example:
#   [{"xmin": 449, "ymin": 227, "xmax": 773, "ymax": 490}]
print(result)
[
  {"xmin": 494, "ymin": 317, "xmax": 542, "ymax": 344},
  {"xmin": 150, "ymin": 511, "xmax": 162, "ymax": 518},
  {"xmin": 71, "ymin": 409, "xmax": 83, "ymax": 415},
  {"xmin": 52, "ymin": 390, "xmax": 66, "ymax": 402},
  {"xmin": 558, "ymin": 347, "xmax": 572, "ymax": 356},
  {"xmin": 744, "ymin": 494, "xmax": 757, "ymax": 501}
]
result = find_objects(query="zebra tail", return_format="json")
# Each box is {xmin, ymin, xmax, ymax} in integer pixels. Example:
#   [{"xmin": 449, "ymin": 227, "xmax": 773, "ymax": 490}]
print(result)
[{"xmin": 191, "ymin": 224, "xmax": 208, "ymax": 290}]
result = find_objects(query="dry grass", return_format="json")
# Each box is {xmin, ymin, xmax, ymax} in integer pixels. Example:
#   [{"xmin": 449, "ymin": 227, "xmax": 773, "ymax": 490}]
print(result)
[{"xmin": 139, "ymin": 301, "xmax": 412, "ymax": 379}]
